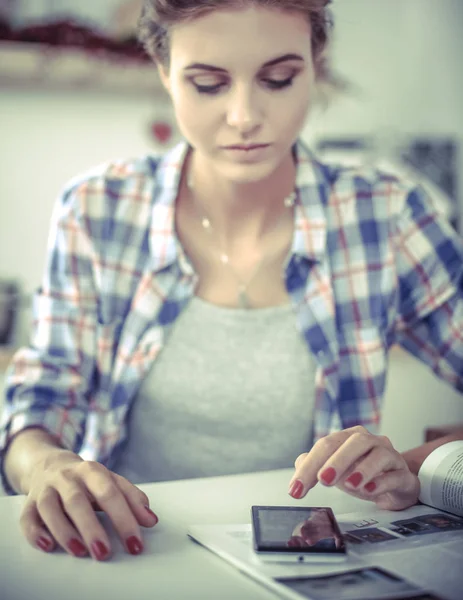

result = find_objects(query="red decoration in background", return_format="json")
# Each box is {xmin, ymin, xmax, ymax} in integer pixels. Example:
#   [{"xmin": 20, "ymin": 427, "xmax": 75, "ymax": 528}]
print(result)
[
  {"xmin": 151, "ymin": 121, "xmax": 172, "ymax": 144},
  {"xmin": 0, "ymin": 18, "xmax": 151, "ymax": 63}
]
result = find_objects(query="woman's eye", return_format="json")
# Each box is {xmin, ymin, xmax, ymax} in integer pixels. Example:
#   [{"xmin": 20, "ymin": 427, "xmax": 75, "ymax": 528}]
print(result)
[
  {"xmin": 191, "ymin": 75, "xmax": 295, "ymax": 95},
  {"xmin": 193, "ymin": 82, "xmax": 225, "ymax": 95},
  {"xmin": 263, "ymin": 76, "xmax": 295, "ymax": 90}
]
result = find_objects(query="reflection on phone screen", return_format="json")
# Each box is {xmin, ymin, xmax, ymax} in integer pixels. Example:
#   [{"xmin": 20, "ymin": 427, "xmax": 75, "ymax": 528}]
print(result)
[{"xmin": 254, "ymin": 507, "xmax": 345, "ymax": 554}]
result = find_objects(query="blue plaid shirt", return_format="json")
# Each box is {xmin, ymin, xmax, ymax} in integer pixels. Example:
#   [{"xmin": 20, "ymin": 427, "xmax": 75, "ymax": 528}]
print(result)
[{"xmin": 1, "ymin": 139, "xmax": 462, "ymax": 494}]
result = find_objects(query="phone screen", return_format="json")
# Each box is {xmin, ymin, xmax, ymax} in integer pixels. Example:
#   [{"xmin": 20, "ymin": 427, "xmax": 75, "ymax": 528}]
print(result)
[{"xmin": 252, "ymin": 506, "xmax": 346, "ymax": 555}]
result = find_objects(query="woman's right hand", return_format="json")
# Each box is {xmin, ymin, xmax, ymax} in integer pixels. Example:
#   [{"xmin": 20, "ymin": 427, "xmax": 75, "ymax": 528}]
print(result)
[{"xmin": 20, "ymin": 450, "xmax": 159, "ymax": 561}]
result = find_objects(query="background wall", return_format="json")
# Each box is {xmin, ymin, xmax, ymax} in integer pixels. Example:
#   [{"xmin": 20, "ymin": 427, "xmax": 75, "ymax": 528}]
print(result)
[{"xmin": 0, "ymin": 0, "xmax": 462, "ymax": 458}]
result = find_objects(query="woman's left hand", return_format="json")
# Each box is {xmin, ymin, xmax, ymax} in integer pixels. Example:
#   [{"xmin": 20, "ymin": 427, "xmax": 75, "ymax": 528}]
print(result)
[{"xmin": 289, "ymin": 426, "xmax": 420, "ymax": 511}]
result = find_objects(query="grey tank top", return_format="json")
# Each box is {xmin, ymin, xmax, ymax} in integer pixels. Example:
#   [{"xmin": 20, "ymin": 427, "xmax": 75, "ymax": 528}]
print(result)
[{"xmin": 114, "ymin": 297, "xmax": 316, "ymax": 484}]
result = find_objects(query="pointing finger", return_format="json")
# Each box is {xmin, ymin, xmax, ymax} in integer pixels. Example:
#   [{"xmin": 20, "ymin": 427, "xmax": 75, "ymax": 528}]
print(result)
[{"xmin": 288, "ymin": 431, "xmax": 350, "ymax": 498}]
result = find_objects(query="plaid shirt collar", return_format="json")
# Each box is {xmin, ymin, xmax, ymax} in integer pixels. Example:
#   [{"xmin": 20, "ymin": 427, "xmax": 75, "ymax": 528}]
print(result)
[{"xmin": 149, "ymin": 139, "xmax": 330, "ymax": 274}]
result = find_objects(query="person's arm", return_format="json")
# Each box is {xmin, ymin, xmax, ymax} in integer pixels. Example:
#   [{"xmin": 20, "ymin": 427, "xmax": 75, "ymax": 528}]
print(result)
[
  {"xmin": 390, "ymin": 187, "xmax": 463, "ymax": 473},
  {"xmin": 0, "ymin": 179, "xmax": 99, "ymax": 495},
  {"xmin": 391, "ymin": 183, "xmax": 463, "ymax": 392},
  {"xmin": 401, "ymin": 428, "xmax": 463, "ymax": 475},
  {"xmin": 3, "ymin": 428, "xmax": 81, "ymax": 494},
  {"xmin": 0, "ymin": 171, "xmax": 159, "ymax": 560}
]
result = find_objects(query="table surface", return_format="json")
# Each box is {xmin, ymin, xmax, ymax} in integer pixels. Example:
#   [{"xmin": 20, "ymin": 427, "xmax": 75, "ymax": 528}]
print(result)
[{"xmin": 0, "ymin": 468, "xmax": 368, "ymax": 600}]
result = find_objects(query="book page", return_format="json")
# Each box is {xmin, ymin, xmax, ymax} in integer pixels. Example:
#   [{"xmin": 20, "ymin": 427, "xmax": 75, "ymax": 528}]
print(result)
[{"xmin": 418, "ymin": 441, "xmax": 463, "ymax": 516}]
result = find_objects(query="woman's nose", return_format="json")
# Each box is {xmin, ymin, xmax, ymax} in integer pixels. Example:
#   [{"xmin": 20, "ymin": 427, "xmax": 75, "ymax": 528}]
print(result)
[{"xmin": 225, "ymin": 86, "xmax": 262, "ymax": 135}]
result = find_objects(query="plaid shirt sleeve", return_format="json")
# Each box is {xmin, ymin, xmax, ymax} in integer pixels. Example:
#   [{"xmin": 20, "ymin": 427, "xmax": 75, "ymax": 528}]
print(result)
[
  {"xmin": 392, "ymin": 184, "xmax": 463, "ymax": 392},
  {"xmin": 0, "ymin": 180, "xmax": 99, "ymax": 493}
]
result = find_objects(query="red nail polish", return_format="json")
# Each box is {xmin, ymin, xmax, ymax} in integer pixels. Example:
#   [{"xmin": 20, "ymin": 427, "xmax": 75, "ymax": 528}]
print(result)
[
  {"xmin": 320, "ymin": 467, "xmax": 336, "ymax": 485},
  {"xmin": 289, "ymin": 479, "xmax": 304, "ymax": 499},
  {"xmin": 365, "ymin": 481, "xmax": 377, "ymax": 493},
  {"xmin": 91, "ymin": 540, "xmax": 110, "ymax": 561},
  {"xmin": 68, "ymin": 539, "xmax": 88, "ymax": 557},
  {"xmin": 145, "ymin": 505, "xmax": 158, "ymax": 523},
  {"xmin": 346, "ymin": 472, "xmax": 363, "ymax": 488},
  {"xmin": 126, "ymin": 536, "xmax": 144, "ymax": 555},
  {"xmin": 37, "ymin": 537, "xmax": 52, "ymax": 552}
]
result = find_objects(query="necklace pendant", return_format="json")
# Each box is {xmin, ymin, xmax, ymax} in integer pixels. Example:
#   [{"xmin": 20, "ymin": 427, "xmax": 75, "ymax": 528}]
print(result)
[{"xmin": 284, "ymin": 191, "xmax": 296, "ymax": 208}]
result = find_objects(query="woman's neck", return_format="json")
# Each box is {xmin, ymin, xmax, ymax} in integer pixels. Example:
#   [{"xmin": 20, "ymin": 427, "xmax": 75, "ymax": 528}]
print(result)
[{"xmin": 185, "ymin": 148, "xmax": 297, "ymax": 245}]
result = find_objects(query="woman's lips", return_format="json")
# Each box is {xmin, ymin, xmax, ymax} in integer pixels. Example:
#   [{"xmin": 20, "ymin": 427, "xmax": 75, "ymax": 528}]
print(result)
[
  {"xmin": 221, "ymin": 144, "xmax": 271, "ymax": 162},
  {"xmin": 223, "ymin": 144, "xmax": 270, "ymax": 150}
]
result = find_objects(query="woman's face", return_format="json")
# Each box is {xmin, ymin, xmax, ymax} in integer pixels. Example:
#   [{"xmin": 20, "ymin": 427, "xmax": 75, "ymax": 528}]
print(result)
[{"xmin": 160, "ymin": 5, "xmax": 315, "ymax": 183}]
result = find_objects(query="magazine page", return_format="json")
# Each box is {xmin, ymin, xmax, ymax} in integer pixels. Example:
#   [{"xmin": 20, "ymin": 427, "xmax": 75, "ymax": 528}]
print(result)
[
  {"xmin": 338, "ymin": 505, "xmax": 463, "ymax": 600},
  {"xmin": 418, "ymin": 440, "xmax": 463, "ymax": 517},
  {"xmin": 275, "ymin": 567, "xmax": 442, "ymax": 600},
  {"xmin": 338, "ymin": 504, "xmax": 463, "ymax": 556},
  {"xmin": 188, "ymin": 504, "xmax": 463, "ymax": 600},
  {"xmin": 188, "ymin": 522, "xmax": 365, "ymax": 580},
  {"xmin": 361, "ymin": 540, "xmax": 463, "ymax": 600},
  {"xmin": 187, "ymin": 524, "xmax": 438, "ymax": 600}
]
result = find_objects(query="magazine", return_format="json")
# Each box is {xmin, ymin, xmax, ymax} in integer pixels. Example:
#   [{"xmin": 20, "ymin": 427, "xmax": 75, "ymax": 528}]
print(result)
[
  {"xmin": 418, "ymin": 440, "xmax": 463, "ymax": 517},
  {"xmin": 188, "ymin": 442, "xmax": 463, "ymax": 600}
]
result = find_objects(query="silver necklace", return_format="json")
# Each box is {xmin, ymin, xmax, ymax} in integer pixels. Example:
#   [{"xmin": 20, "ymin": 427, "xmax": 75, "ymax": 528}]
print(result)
[{"xmin": 187, "ymin": 173, "xmax": 297, "ymax": 309}]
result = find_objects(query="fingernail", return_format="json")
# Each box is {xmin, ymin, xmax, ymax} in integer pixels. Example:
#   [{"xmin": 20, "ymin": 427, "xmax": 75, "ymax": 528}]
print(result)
[
  {"xmin": 320, "ymin": 467, "xmax": 336, "ymax": 485},
  {"xmin": 68, "ymin": 538, "xmax": 88, "ymax": 558},
  {"xmin": 126, "ymin": 536, "xmax": 144, "ymax": 555},
  {"xmin": 346, "ymin": 472, "xmax": 363, "ymax": 488},
  {"xmin": 144, "ymin": 505, "xmax": 158, "ymax": 523},
  {"xmin": 37, "ymin": 536, "xmax": 53, "ymax": 552},
  {"xmin": 288, "ymin": 479, "xmax": 304, "ymax": 499},
  {"xmin": 365, "ymin": 481, "xmax": 377, "ymax": 493},
  {"xmin": 91, "ymin": 540, "xmax": 110, "ymax": 561}
]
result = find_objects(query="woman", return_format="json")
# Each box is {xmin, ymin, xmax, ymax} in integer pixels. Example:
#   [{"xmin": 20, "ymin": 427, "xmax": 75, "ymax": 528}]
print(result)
[{"xmin": 0, "ymin": 0, "xmax": 462, "ymax": 562}]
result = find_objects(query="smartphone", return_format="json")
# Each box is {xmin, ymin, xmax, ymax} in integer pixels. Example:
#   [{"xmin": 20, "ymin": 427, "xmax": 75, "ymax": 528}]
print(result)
[{"xmin": 251, "ymin": 505, "xmax": 347, "ymax": 563}]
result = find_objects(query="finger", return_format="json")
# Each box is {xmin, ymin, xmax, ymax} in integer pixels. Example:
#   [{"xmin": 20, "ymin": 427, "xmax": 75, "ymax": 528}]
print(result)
[
  {"xmin": 316, "ymin": 430, "xmax": 385, "ymax": 488},
  {"xmin": 292, "ymin": 429, "xmax": 368, "ymax": 473},
  {"xmin": 362, "ymin": 470, "xmax": 420, "ymax": 511},
  {"xmin": 339, "ymin": 444, "xmax": 401, "ymax": 491},
  {"xmin": 19, "ymin": 499, "xmax": 56, "ymax": 554},
  {"xmin": 58, "ymin": 481, "xmax": 113, "ymax": 561},
  {"xmin": 35, "ymin": 487, "xmax": 89, "ymax": 558},
  {"xmin": 112, "ymin": 473, "xmax": 159, "ymax": 528},
  {"xmin": 81, "ymin": 463, "xmax": 145, "ymax": 556},
  {"xmin": 288, "ymin": 429, "xmax": 356, "ymax": 498},
  {"xmin": 294, "ymin": 453, "xmax": 308, "ymax": 470}
]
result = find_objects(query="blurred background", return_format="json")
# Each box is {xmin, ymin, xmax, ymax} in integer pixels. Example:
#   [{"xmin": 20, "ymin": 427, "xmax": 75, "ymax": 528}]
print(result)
[{"xmin": 0, "ymin": 0, "xmax": 462, "ymax": 457}]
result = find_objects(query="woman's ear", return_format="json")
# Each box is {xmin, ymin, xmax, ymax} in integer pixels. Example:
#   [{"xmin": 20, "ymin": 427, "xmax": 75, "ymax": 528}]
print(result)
[{"xmin": 157, "ymin": 64, "xmax": 171, "ymax": 94}]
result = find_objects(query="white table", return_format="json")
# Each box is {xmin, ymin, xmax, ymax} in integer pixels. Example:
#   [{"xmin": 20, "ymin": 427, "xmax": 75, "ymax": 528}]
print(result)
[
  {"xmin": 0, "ymin": 469, "xmax": 367, "ymax": 600},
  {"xmin": 0, "ymin": 468, "xmax": 456, "ymax": 600}
]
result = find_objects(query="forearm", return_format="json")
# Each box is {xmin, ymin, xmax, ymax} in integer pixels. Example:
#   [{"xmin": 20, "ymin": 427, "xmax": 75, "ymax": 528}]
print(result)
[
  {"xmin": 401, "ymin": 428, "xmax": 463, "ymax": 475},
  {"xmin": 4, "ymin": 427, "xmax": 79, "ymax": 494}
]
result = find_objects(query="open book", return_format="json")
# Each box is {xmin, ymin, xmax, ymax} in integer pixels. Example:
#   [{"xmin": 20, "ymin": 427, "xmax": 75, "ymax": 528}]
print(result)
[
  {"xmin": 188, "ymin": 442, "xmax": 463, "ymax": 600},
  {"xmin": 417, "ymin": 440, "xmax": 463, "ymax": 518}
]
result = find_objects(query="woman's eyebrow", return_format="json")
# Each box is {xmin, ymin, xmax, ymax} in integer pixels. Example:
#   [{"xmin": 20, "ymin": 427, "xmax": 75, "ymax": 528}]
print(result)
[{"xmin": 183, "ymin": 53, "xmax": 305, "ymax": 72}]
